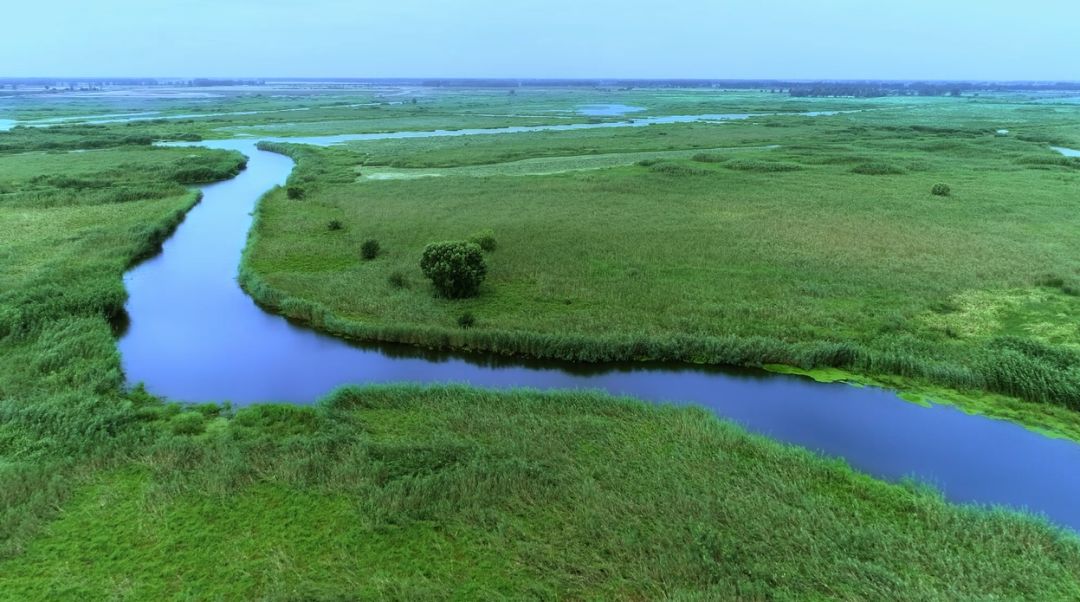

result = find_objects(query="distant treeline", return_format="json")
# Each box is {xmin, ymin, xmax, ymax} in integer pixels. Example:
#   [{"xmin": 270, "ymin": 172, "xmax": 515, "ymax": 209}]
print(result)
[
  {"xmin": 786, "ymin": 82, "xmax": 975, "ymax": 98},
  {"xmin": 188, "ymin": 78, "xmax": 265, "ymax": 87},
  {"xmin": 0, "ymin": 77, "xmax": 160, "ymax": 87},
  {"xmin": 1, "ymin": 77, "xmax": 1078, "ymax": 93},
  {"xmin": 410, "ymin": 78, "xmax": 1080, "ymax": 93},
  {"xmin": 0, "ymin": 78, "xmax": 265, "ymax": 89}
]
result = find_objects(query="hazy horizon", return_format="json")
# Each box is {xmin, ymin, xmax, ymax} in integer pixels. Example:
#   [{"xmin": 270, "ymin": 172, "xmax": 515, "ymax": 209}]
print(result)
[
  {"xmin": 3, "ymin": 76, "xmax": 1080, "ymax": 84},
  {"xmin": 4, "ymin": 0, "xmax": 1079, "ymax": 81}
]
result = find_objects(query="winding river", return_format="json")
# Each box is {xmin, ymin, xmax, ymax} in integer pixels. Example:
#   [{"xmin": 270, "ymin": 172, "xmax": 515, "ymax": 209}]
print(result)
[{"xmin": 119, "ymin": 125, "xmax": 1080, "ymax": 532}]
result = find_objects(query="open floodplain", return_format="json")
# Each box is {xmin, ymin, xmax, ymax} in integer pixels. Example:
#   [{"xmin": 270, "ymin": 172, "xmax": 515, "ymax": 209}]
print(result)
[{"xmin": 3, "ymin": 83, "xmax": 1080, "ymax": 598}]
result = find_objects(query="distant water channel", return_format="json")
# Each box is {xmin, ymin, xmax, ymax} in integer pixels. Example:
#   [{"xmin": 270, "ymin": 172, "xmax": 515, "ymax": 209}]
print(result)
[
  {"xmin": 118, "ymin": 119, "xmax": 1080, "ymax": 533},
  {"xmin": 577, "ymin": 104, "xmax": 646, "ymax": 116}
]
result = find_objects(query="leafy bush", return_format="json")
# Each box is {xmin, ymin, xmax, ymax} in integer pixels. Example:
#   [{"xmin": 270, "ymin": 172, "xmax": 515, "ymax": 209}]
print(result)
[
  {"xmin": 1015, "ymin": 156, "xmax": 1080, "ymax": 170},
  {"xmin": 361, "ymin": 239, "xmax": 380, "ymax": 260},
  {"xmin": 457, "ymin": 312, "xmax": 477, "ymax": 329},
  {"xmin": 420, "ymin": 241, "xmax": 487, "ymax": 299},
  {"xmin": 851, "ymin": 162, "xmax": 905, "ymax": 175},
  {"xmin": 387, "ymin": 271, "xmax": 409, "ymax": 289},
  {"xmin": 287, "ymin": 186, "xmax": 305, "ymax": 200},
  {"xmin": 169, "ymin": 153, "xmax": 246, "ymax": 184},
  {"xmin": 725, "ymin": 160, "xmax": 803, "ymax": 172},
  {"xmin": 691, "ymin": 153, "xmax": 727, "ymax": 163},
  {"xmin": 469, "ymin": 229, "xmax": 497, "ymax": 252},
  {"xmin": 1035, "ymin": 274, "xmax": 1065, "ymax": 288},
  {"xmin": 1036, "ymin": 274, "xmax": 1079, "ymax": 296},
  {"xmin": 327, "ymin": 219, "xmax": 344, "ymax": 231},
  {"xmin": 648, "ymin": 162, "xmax": 709, "ymax": 176},
  {"xmin": 931, "ymin": 183, "xmax": 951, "ymax": 196},
  {"xmin": 170, "ymin": 412, "xmax": 206, "ymax": 436}
]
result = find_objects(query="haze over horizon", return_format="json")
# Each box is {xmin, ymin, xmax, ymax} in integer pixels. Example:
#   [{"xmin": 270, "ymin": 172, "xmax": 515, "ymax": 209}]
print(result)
[{"xmin": 4, "ymin": 0, "xmax": 1079, "ymax": 81}]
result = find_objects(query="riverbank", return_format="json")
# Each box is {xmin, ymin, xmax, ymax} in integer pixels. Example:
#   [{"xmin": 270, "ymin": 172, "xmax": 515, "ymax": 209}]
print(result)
[{"xmin": 2, "ymin": 385, "xmax": 1078, "ymax": 599}]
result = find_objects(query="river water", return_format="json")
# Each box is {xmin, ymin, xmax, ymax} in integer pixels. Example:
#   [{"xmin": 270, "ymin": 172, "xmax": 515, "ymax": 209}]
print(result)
[{"xmin": 118, "ymin": 128, "xmax": 1080, "ymax": 532}]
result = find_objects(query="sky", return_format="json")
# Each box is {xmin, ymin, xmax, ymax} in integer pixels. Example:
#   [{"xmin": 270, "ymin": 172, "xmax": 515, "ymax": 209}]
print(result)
[{"xmin": 3, "ymin": 0, "xmax": 1079, "ymax": 80}]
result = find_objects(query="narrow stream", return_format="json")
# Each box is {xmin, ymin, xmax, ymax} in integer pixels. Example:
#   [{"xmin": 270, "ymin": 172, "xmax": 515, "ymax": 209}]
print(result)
[{"xmin": 118, "ymin": 129, "xmax": 1080, "ymax": 532}]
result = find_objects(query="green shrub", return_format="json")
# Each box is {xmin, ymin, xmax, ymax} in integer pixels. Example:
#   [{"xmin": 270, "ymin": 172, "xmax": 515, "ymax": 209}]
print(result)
[
  {"xmin": 648, "ymin": 162, "xmax": 708, "ymax": 176},
  {"xmin": 420, "ymin": 241, "xmax": 487, "ymax": 299},
  {"xmin": 851, "ymin": 162, "xmax": 905, "ymax": 175},
  {"xmin": 725, "ymin": 159, "xmax": 803, "ymax": 172},
  {"xmin": 931, "ymin": 183, "xmax": 951, "ymax": 196},
  {"xmin": 1016, "ymin": 156, "xmax": 1080, "ymax": 169},
  {"xmin": 691, "ymin": 153, "xmax": 727, "ymax": 163},
  {"xmin": 387, "ymin": 271, "xmax": 409, "ymax": 289},
  {"xmin": 170, "ymin": 412, "xmax": 206, "ymax": 436},
  {"xmin": 286, "ymin": 186, "xmax": 305, "ymax": 200},
  {"xmin": 469, "ymin": 229, "xmax": 497, "ymax": 252},
  {"xmin": 1036, "ymin": 274, "xmax": 1079, "ymax": 297},
  {"xmin": 1036, "ymin": 274, "xmax": 1065, "ymax": 288},
  {"xmin": 457, "ymin": 312, "xmax": 476, "ymax": 329},
  {"xmin": 361, "ymin": 239, "xmax": 380, "ymax": 260},
  {"xmin": 327, "ymin": 219, "xmax": 344, "ymax": 231}
]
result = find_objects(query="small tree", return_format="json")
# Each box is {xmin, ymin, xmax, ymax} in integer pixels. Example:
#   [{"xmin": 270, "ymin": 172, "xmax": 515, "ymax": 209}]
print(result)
[
  {"xmin": 420, "ymin": 241, "xmax": 487, "ymax": 299},
  {"xmin": 361, "ymin": 239, "xmax": 380, "ymax": 260},
  {"xmin": 286, "ymin": 186, "xmax": 305, "ymax": 200},
  {"xmin": 931, "ymin": 183, "xmax": 951, "ymax": 197}
]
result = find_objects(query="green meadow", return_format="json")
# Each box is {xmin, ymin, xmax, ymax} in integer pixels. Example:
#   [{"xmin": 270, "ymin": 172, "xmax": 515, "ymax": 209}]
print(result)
[
  {"xmin": 2, "ymin": 87, "xmax": 1080, "ymax": 598},
  {"xmin": 246, "ymin": 96, "xmax": 1080, "ymax": 425},
  {"xmin": 3, "ymin": 386, "xmax": 1080, "ymax": 600}
]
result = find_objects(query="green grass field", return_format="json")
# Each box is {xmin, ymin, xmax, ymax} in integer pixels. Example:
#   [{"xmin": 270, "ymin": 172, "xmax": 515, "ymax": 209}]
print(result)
[
  {"xmin": 3, "ymin": 386, "xmax": 1080, "ymax": 600},
  {"xmin": 246, "ymin": 96, "xmax": 1080, "ymax": 425},
  {"xmin": 3, "ymin": 87, "xmax": 1080, "ymax": 599}
]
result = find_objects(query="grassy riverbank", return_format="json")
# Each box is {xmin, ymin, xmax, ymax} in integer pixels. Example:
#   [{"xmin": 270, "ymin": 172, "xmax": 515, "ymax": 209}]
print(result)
[
  {"xmin": 0, "ymin": 142, "xmax": 248, "ymax": 555},
  {"xmin": 2, "ymin": 386, "xmax": 1079, "ymax": 599},
  {"xmin": 244, "ymin": 96, "xmax": 1080, "ymax": 424}
]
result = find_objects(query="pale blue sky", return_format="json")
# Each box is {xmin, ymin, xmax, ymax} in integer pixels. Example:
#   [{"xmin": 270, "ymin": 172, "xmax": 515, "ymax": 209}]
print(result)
[{"xmin": 3, "ymin": 0, "xmax": 1078, "ymax": 80}]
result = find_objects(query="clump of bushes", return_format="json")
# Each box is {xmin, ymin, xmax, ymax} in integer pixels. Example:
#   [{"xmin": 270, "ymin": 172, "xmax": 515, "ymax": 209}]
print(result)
[
  {"xmin": 931, "ymin": 183, "xmax": 951, "ymax": 196},
  {"xmin": 361, "ymin": 239, "xmax": 380, "ymax": 260},
  {"xmin": 647, "ymin": 162, "xmax": 709, "ymax": 176},
  {"xmin": 469, "ymin": 229, "xmax": 497, "ymax": 252},
  {"xmin": 1036, "ymin": 274, "xmax": 1065, "ymax": 288},
  {"xmin": 170, "ymin": 412, "xmax": 206, "ymax": 436},
  {"xmin": 169, "ymin": 153, "xmax": 247, "ymax": 184},
  {"xmin": 420, "ymin": 241, "xmax": 487, "ymax": 299},
  {"xmin": 327, "ymin": 219, "xmax": 344, "ymax": 231},
  {"xmin": 851, "ymin": 162, "xmax": 906, "ymax": 175},
  {"xmin": 457, "ymin": 312, "xmax": 477, "ymax": 329},
  {"xmin": 1036, "ymin": 274, "xmax": 1079, "ymax": 296},
  {"xmin": 1015, "ymin": 156, "xmax": 1080, "ymax": 170},
  {"xmin": 691, "ymin": 153, "xmax": 727, "ymax": 163},
  {"xmin": 287, "ymin": 186, "xmax": 305, "ymax": 200},
  {"xmin": 725, "ymin": 160, "xmax": 803, "ymax": 173},
  {"xmin": 388, "ymin": 271, "xmax": 409, "ymax": 289}
]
